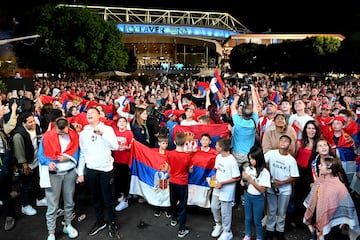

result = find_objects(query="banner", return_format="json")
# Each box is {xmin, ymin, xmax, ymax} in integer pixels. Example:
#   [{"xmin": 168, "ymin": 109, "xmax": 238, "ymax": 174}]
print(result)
[{"xmin": 171, "ymin": 123, "xmax": 230, "ymax": 148}]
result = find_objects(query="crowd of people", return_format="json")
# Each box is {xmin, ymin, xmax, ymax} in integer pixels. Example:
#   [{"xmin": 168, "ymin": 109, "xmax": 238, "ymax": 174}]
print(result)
[{"xmin": 0, "ymin": 74, "xmax": 360, "ymax": 240}]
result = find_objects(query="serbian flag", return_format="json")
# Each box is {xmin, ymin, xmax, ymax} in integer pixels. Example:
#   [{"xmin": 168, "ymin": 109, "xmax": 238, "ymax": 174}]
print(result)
[
  {"xmin": 197, "ymin": 82, "xmax": 210, "ymax": 97},
  {"xmin": 188, "ymin": 148, "xmax": 217, "ymax": 208},
  {"xmin": 172, "ymin": 123, "xmax": 230, "ymax": 148},
  {"xmin": 129, "ymin": 140, "xmax": 170, "ymax": 207},
  {"xmin": 129, "ymin": 140, "xmax": 218, "ymax": 208},
  {"xmin": 209, "ymin": 68, "xmax": 225, "ymax": 93},
  {"xmin": 67, "ymin": 112, "xmax": 89, "ymax": 132},
  {"xmin": 66, "ymin": 112, "xmax": 116, "ymax": 132}
]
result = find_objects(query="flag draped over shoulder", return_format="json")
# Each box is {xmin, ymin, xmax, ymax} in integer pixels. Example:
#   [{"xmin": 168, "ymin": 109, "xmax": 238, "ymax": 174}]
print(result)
[
  {"xmin": 172, "ymin": 123, "xmax": 230, "ymax": 148},
  {"xmin": 129, "ymin": 140, "xmax": 170, "ymax": 207},
  {"xmin": 129, "ymin": 139, "xmax": 220, "ymax": 208}
]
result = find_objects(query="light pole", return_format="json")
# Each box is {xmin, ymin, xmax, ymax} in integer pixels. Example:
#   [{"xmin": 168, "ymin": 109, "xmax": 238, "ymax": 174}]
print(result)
[{"xmin": 0, "ymin": 34, "xmax": 40, "ymax": 45}]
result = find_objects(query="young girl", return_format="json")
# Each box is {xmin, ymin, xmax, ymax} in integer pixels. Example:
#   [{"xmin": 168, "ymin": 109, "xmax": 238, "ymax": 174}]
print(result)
[
  {"xmin": 303, "ymin": 156, "xmax": 360, "ymax": 240},
  {"xmin": 241, "ymin": 145, "xmax": 271, "ymax": 240}
]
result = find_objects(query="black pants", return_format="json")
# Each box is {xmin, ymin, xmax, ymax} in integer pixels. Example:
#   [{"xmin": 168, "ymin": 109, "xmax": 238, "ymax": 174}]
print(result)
[
  {"xmin": 113, "ymin": 163, "xmax": 130, "ymax": 200},
  {"xmin": 169, "ymin": 182, "xmax": 188, "ymax": 231},
  {"xmin": 19, "ymin": 166, "xmax": 45, "ymax": 206},
  {"xmin": 0, "ymin": 170, "xmax": 15, "ymax": 218},
  {"xmin": 86, "ymin": 168, "xmax": 116, "ymax": 223}
]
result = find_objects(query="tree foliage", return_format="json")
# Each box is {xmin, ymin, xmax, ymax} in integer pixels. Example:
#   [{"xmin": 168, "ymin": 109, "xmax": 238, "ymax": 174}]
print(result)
[
  {"xmin": 13, "ymin": 4, "xmax": 128, "ymax": 75},
  {"xmin": 229, "ymin": 36, "xmax": 344, "ymax": 73}
]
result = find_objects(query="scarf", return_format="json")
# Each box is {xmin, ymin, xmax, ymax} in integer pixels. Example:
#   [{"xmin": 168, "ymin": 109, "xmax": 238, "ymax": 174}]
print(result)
[{"xmin": 303, "ymin": 176, "xmax": 360, "ymax": 239}]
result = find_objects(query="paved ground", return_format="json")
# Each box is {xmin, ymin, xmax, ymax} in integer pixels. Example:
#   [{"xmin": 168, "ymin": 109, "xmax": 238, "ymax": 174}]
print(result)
[{"xmin": 1, "ymin": 183, "xmax": 312, "ymax": 240}]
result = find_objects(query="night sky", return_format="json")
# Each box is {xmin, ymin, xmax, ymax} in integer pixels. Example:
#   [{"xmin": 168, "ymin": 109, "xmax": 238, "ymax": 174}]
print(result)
[{"xmin": 0, "ymin": 0, "xmax": 359, "ymax": 36}]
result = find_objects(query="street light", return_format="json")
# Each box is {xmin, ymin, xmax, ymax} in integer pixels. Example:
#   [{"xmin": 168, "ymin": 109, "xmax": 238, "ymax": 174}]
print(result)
[{"xmin": 0, "ymin": 34, "xmax": 40, "ymax": 45}]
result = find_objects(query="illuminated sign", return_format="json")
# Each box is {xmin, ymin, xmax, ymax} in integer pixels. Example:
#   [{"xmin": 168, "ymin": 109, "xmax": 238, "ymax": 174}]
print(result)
[{"xmin": 117, "ymin": 24, "xmax": 239, "ymax": 39}]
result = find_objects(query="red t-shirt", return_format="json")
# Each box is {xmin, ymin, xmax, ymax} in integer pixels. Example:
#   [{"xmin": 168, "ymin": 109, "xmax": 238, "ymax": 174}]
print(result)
[
  {"xmin": 112, "ymin": 129, "xmax": 134, "ymax": 165},
  {"xmin": 296, "ymin": 144, "xmax": 312, "ymax": 169},
  {"xmin": 166, "ymin": 150, "xmax": 192, "ymax": 185}
]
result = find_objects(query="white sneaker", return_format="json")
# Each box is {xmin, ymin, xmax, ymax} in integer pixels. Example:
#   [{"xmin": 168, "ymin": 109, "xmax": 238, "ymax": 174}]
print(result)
[
  {"xmin": 211, "ymin": 223, "xmax": 223, "ymax": 237},
  {"xmin": 36, "ymin": 197, "xmax": 48, "ymax": 207},
  {"xmin": 63, "ymin": 224, "xmax": 79, "ymax": 238},
  {"xmin": 47, "ymin": 233, "xmax": 55, "ymax": 240},
  {"xmin": 0, "ymin": 200, "xmax": 2, "ymax": 205},
  {"xmin": 115, "ymin": 200, "xmax": 128, "ymax": 211},
  {"xmin": 21, "ymin": 205, "xmax": 37, "ymax": 216},
  {"xmin": 117, "ymin": 193, "xmax": 125, "ymax": 202},
  {"xmin": 217, "ymin": 231, "xmax": 233, "ymax": 240}
]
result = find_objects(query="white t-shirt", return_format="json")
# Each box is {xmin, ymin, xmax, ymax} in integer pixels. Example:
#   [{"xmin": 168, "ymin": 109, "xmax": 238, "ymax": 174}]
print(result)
[
  {"xmin": 213, "ymin": 154, "xmax": 240, "ymax": 201},
  {"xmin": 288, "ymin": 114, "xmax": 314, "ymax": 139},
  {"xmin": 264, "ymin": 149, "xmax": 299, "ymax": 195},
  {"xmin": 245, "ymin": 166, "xmax": 271, "ymax": 195}
]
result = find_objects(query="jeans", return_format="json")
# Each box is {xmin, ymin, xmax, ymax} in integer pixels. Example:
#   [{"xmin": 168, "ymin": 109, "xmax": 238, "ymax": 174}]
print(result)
[
  {"xmin": 86, "ymin": 168, "xmax": 116, "ymax": 223},
  {"xmin": 266, "ymin": 192, "xmax": 291, "ymax": 232},
  {"xmin": 244, "ymin": 191, "xmax": 265, "ymax": 239}
]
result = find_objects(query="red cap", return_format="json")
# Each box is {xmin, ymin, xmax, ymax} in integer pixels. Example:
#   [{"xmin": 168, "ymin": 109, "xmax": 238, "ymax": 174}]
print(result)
[
  {"xmin": 321, "ymin": 104, "xmax": 331, "ymax": 110},
  {"xmin": 333, "ymin": 116, "xmax": 345, "ymax": 124}
]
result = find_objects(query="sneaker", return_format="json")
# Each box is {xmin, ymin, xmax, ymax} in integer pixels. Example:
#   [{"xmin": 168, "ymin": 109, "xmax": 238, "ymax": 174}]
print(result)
[
  {"xmin": 0, "ymin": 200, "xmax": 2, "ymax": 205},
  {"xmin": 218, "ymin": 231, "xmax": 233, "ymax": 240},
  {"xmin": 165, "ymin": 211, "xmax": 172, "ymax": 218},
  {"xmin": 56, "ymin": 208, "xmax": 64, "ymax": 217},
  {"xmin": 242, "ymin": 235, "xmax": 251, "ymax": 240},
  {"xmin": 47, "ymin": 233, "xmax": 55, "ymax": 240},
  {"xmin": 117, "ymin": 193, "xmax": 124, "ymax": 203},
  {"xmin": 137, "ymin": 197, "xmax": 147, "ymax": 204},
  {"xmin": 170, "ymin": 219, "xmax": 178, "ymax": 227},
  {"xmin": 36, "ymin": 197, "xmax": 48, "ymax": 207},
  {"xmin": 108, "ymin": 222, "xmax": 119, "ymax": 238},
  {"xmin": 211, "ymin": 224, "xmax": 223, "ymax": 238},
  {"xmin": 61, "ymin": 212, "xmax": 77, "ymax": 225},
  {"xmin": 21, "ymin": 205, "xmax": 37, "ymax": 216},
  {"xmin": 4, "ymin": 216, "xmax": 15, "ymax": 231},
  {"xmin": 154, "ymin": 210, "xmax": 161, "ymax": 217},
  {"xmin": 63, "ymin": 224, "xmax": 79, "ymax": 238},
  {"xmin": 178, "ymin": 228, "xmax": 190, "ymax": 238},
  {"xmin": 89, "ymin": 221, "xmax": 107, "ymax": 236},
  {"xmin": 115, "ymin": 200, "xmax": 128, "ymax": 211}
]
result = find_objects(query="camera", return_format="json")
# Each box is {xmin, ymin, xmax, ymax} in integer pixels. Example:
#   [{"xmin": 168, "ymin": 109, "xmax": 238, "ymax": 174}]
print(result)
[{"xmin": 240, "ymin": 75, "xmax": 252, "ymax": 92}]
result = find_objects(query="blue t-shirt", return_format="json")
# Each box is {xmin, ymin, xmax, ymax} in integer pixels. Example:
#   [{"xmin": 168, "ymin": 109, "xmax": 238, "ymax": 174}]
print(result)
[{"xmin": 231, "ymin": 112, "xmax": 258, "ymax": 154}]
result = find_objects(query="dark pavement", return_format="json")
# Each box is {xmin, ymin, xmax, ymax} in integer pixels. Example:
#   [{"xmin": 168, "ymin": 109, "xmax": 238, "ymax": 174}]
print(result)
[{"xmin": 1, "ymin": 183, "xmax": 312, "ymax": 240}]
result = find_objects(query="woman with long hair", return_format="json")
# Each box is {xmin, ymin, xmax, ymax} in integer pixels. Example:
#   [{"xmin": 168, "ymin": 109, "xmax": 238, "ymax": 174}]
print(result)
[
  {"xmin": 292, "ymin": 120, "xmax": 321, "ymax": 228},
  {"xmin": 131, "ymin": 106, "xmax": 150, "ymax": 147}
]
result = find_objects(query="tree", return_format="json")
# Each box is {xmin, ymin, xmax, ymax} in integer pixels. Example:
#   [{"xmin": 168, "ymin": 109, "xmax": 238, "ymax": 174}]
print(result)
[{"xmin": 13, "ymin": 4, "xmax": 128, "ymax": 76}]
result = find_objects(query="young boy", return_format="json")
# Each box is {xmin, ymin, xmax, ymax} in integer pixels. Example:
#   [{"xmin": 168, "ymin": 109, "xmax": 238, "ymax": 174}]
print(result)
[
  {"xmin": 210, "ymin": 137, "xmax": 240, "ymax": 240},
  {"xmin": 153, "ymin": 135, "xmax": 171, "ymax": 218},
  {"xmin": 264, "ymin": 135, "xmax": 299, "ymax": 240},
  {"xmin": 165, "ymin": 132, "xmax": 193, "ymax": 238}
]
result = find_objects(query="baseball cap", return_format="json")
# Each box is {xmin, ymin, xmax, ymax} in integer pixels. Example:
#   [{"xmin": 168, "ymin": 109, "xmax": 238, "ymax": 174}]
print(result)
[
  {"xmin": 266, "ymin": 100, "xmax": 277, "ymax": 106},
  {"xmin": 274, "ymin": 111, "xmax": 286, "ymax": 119}
]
